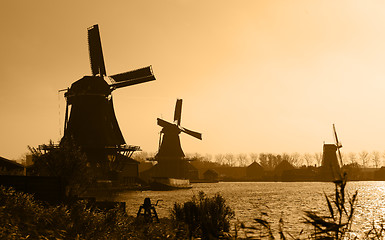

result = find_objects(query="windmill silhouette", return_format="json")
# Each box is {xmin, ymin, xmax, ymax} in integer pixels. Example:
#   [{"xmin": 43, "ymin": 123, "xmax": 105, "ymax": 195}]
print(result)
[
  {"xmin": 156, "ymin": 99, "xmax": 202, "ymax": 161},
  {"xmin": 144, "ymin": 99, "xmax": 202, "ymax": 179},
  {"xmin": 61, "ymin": 24, "xmax": 155, "ymax": 175},
  {"xmin": 320, "ymin": 124, "xmax": 343, "ymax": 182}
]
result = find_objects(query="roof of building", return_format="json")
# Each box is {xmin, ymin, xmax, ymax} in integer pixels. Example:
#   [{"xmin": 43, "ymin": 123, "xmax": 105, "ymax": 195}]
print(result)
[
  {"xmin": 247, "ymin": 161, "xmax": 264, "ymax": 169},
  {"xmin": 0, "ymin": 156, "xmax": 24, "ymax": 169},
  {"xmin": 274, "ymin": 160, "xmax": 295, "ymax": 172}
]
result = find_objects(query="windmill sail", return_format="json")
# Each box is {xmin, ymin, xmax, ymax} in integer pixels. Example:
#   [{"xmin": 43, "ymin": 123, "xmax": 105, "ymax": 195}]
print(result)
[
  {"xmin": 88, "ymin": 24, "xmax": 106, "ymax": 76},
  {"xmin": 180, "ymin": 127, "xmax": 202, "ymax": 140},
  {"xmin": 333, "ymin": 124, "xmax": 343, "ymax": 167},
  {"xmin": 174, "ymin": 99, "xmax": 182, "ymax": 125},
  {"xmin": 157, "ymin": 118, "xmax": 177, "ymax": 129},
  {"xmin": 110, "ymin": 66, "xmax": 154, "ymax": 82},
  {"xmin": 110, "ymin": 75, "xmax": 156, "ymax": 89}
]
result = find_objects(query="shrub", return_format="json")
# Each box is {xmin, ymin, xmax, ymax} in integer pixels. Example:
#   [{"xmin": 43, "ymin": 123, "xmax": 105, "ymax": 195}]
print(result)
[
  {"xmin": 0, "ymin": 186, "xmax": 183, "ymax": 239},
  {"xmin": 171, "ymin": 191, "xmax": 234, "ymax": 239},
  {"xmin": 0, "ymin": 186, "xmax": 134, "ymax": 239},
  {"xmin": 28, "ymin": 138, "xmax": 94, "ymax": 197}
]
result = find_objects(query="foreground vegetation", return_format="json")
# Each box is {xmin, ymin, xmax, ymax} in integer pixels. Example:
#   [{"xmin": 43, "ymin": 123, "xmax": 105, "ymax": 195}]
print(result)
[
  {"xmin": 2, "ymin": 177, "xmax": 385, "ymax": 239},
  {"xmin": 0, "ymin": 186, "xmax": 180, "ymax": 239}
]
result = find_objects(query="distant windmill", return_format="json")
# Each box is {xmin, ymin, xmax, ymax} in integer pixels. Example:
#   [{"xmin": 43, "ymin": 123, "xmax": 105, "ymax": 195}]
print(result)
[
  {"xmin": 142, "ymin": 99, "xmax": 201, "ymax": 180},
  {"xmin": 321, "ymin": 124, "xmax": 343, "ymax": 181},
  {"xmin": 155, "ymin": 99, "xmax": 202, "ymax": 161},
  {"xmin": 61, "ymin": 24, "xmax": 155, "ymax": 163}
]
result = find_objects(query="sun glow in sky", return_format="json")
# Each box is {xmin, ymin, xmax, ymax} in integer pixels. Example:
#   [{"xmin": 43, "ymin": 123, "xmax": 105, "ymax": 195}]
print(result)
[{"xmin": 2, "ymin": 1, "xmax": 385, "ymax": 160}]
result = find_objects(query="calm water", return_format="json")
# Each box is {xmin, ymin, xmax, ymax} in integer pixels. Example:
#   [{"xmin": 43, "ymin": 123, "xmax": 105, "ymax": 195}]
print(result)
[{"xmin": 104, "ymin": 181, "xmax": 385, "ymax": 236}]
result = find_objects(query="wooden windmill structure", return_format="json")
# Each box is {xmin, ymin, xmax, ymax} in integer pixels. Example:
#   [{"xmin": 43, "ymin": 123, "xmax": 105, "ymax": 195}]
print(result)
[
  {"xmin": 146, "ymin": 99, "xmax": 202, "ymax": 179},
  {"xmin": 320, "ymin": 124, "xmax": 343, "ymax": 182},
  {"xmin": 61, "ymin": 24, "xmax": 155, "ymax": 176}
]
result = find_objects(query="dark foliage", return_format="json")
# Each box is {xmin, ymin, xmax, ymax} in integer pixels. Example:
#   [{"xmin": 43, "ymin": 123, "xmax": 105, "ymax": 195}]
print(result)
[
  {"xmin": 303, "ymin": 174, "xmax": 357, "ymax": 239},
  {"xmin": 171, "ymin": 191, "xmax": 235, "ymax": 239},
  {"xmin": 28, "ymin": 138, "xmax": 94, "ymax": 196},
  {"xmin": 0, "ymin": 186, "xmax": 180, "ymax": 239}
]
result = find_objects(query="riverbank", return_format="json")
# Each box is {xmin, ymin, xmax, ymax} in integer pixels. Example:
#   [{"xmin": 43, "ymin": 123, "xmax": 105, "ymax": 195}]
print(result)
[{"xmin": 3, "ymin": 181, "xmax": 385, "ymax": 239}]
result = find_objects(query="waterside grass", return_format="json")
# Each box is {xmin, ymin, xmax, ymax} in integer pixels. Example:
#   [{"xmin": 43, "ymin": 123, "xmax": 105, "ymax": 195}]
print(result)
[{"xmin": 2, "ymin": 177, "xmax": 385, "ymax": 239}]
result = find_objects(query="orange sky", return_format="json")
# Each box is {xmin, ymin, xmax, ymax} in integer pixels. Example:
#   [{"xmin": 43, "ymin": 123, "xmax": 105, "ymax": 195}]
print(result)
[{"xmin": 2, "ymin": 1, "xmax": 385, "ymax": 160}]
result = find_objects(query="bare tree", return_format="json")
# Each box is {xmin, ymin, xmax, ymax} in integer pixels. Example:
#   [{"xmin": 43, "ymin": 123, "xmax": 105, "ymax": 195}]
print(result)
[
  {"xmin": 204, "ymin": 154, "xmax": 213, "ymax": 162},
  {"xmin": 215, "ymin": 154, "xmax": 225, "ymax": 165},
  {"xmin": 281, "ymin": 152, "xmax": 300, "ymax": 167},
  {"xmin": 372, "ymin": 151, "xmax": 381, "ymax": 168},
  {"xmin": 359, "ymin": 151, "xmax": 369, "ymax": 167},
  {"xmin": 236, "ymin": 153, "xmax": 248, "ymax": 167},
  {"xmin": 314, "ymin": 152, "xmax": 322, "ymax": 167},
  {"xmin": 291, "ymin": 152, "xmax": 302, "ymax": 167},
  {"xmin": 303, "ymin": 153, "xmax": 313, "ymax": 166},
  {"xmin": 259, "ymin": 153, "xmax": 269, "ymax": 169},
  {"xmin": 348, "ymin": 152, "xmax": 357, "ymax": 164},
  {"xmin": 224, "ymin": 153, "xmax": 235, "ymax": 166},
  {"xmin": 249, "ymin": 153, "xmax": 259, "ymax": 163}
]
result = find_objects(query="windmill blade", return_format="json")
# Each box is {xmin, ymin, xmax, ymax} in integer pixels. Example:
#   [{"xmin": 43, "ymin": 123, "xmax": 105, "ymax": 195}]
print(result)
[
  {"xmin": 109, "ymin": 75, "xmax": 156, "ymax": 89},
  {"xmin": 337, "ymin": 147, "xmax": 343, "ymax": 168},
  {"xmin": 110, "ymin": 66, "xmax": 154, "ymax": 82},
  {"xmin": 180, "ymin": 126, "xmax": 202, "ymax": 140},
  {"xmin": 157, "ymin": 118, "xmax": 176, "ymax": 129},
  {"xmin": 333, "ymin": 124, "xmax": 344, "ymax": 167},
  {"xmin": 333, "ymin": 124, "xmax": 342, "ymax": 148},
  {"xmin": 88, "ymin": 24, "xmax": 107, "ymax": 76},
  {"xmin": 174, "ymin": 99, "xmax": 182, "ymax": 126}
]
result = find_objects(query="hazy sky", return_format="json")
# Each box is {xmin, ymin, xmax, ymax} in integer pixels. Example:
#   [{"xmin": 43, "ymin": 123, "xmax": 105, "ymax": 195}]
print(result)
[{"xmin": 2, "ymin": 0, "xmax": 385, "ymax": 160}]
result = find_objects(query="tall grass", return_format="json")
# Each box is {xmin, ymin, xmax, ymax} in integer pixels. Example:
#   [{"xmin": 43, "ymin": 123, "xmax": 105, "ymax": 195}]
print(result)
[
  {"xmin": 171, "ymin": 191, "xmax": 235, "ymax": 239},
  {"xmin": 247, "ymin": 174, "xmax": 385, "ymax": 239},
  {"xmin": 303, "ymin": 174, "xmax": 357, "ymax": 239},
  {"xmin": 0, "ymin": 186, "xmax": 180, "ymax": 239}
]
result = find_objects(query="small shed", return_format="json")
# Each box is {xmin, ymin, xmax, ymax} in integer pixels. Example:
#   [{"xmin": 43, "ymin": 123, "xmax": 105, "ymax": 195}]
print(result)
[
  {"xmin": 274, "ymin": 160, "xmax": 295, "ymax": 180},
  {"xmin": 246, "ymin": 162, "xmax": 264, "ymax": 180},
  {"xmin": 203, "ymin": 169, "xmax": 219, "ymax": 182}
]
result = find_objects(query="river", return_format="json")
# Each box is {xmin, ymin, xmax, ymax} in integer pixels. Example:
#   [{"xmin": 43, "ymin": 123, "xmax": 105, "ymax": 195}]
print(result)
[{"xmin": 101, "ymin": 181, "xmax": 385, "ymax": 237}]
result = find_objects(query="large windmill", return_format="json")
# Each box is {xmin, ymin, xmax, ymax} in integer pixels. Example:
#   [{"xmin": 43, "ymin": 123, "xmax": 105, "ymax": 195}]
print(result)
[
  {"xmin": 320, "ymin": 124, "xmax": 343, "ymax": 181},
  {"xmin": 61, "ymin": 24, "xmax": 155, "ymax": 175},
  {"xmin": 144, "ymin": 99, "xmax": 202, "ymax": 180}
]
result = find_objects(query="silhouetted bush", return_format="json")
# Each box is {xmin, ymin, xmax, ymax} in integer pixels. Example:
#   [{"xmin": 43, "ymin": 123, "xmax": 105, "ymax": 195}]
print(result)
[
  {"xmin": 171, "ymin": 191, "xmax": 234, "ymax": 239},
  {"xmin": 0, "ymin": 186, "xmax": 181, "ymax": 239},
  {"xmin": 28, "ymin": 138, "xmax": 94, "ymax": 197}
]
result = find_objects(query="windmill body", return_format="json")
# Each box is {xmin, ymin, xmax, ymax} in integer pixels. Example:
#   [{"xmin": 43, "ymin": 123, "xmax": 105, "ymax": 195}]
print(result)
[
  {"xmin": 156, "ymin": 127, "xmax": 184, "ymax": 160},
  {"xmin": 64, "ymin": 76, "xmax": 124, "ymax": 148},
  {"xmin": 320, "ymin": 124, "xmax": 343, "ymax": 182},
  {"xmin": 144, "ymin": 99, "xmax": 202, "ymax": 180},
  {"xmin": 61, "ymin": 24, "xmax": 155, "ymax": 177}
]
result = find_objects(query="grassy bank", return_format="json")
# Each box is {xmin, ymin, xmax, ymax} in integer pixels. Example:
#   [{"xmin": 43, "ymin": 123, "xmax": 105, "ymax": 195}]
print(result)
[
  {"xmin": 1, "ymin": 178, "xmax": 385, "ymax": 239},
  {"xmin": 0, "ymin": 186, "xmax": 182, "ymax": 239}
]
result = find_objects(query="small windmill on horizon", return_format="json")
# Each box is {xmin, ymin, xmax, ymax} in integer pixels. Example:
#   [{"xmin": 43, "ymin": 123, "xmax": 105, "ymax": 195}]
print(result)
[
  {"xmin": 320, "ymin": 124, "xmax": 344, "ymax": 182},
  {"xmin": 143, "ymin": 99, "xmax": 202, "ymax": 180},
  {"xmin": 156, "ymin": 99, "xmax": 202, "ymax": 161}
]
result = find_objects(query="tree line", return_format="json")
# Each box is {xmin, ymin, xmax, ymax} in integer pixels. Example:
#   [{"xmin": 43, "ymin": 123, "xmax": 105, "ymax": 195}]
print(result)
[{"xmin": 134, "ymin": 150, "xmax": 385, "ymax": 169}]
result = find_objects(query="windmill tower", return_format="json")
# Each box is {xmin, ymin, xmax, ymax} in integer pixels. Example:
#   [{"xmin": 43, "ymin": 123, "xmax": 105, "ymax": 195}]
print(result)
[
  {"xmin": 320, "ymin": 124, "xmax": 343, "ymax": 182},
  {"xmin": 146, "ymin": 99, "xmax": 202, "ymax": 179},
  {"xmin": 61, "ymin": 24, "xmax": 155, "ymax": 176}
]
